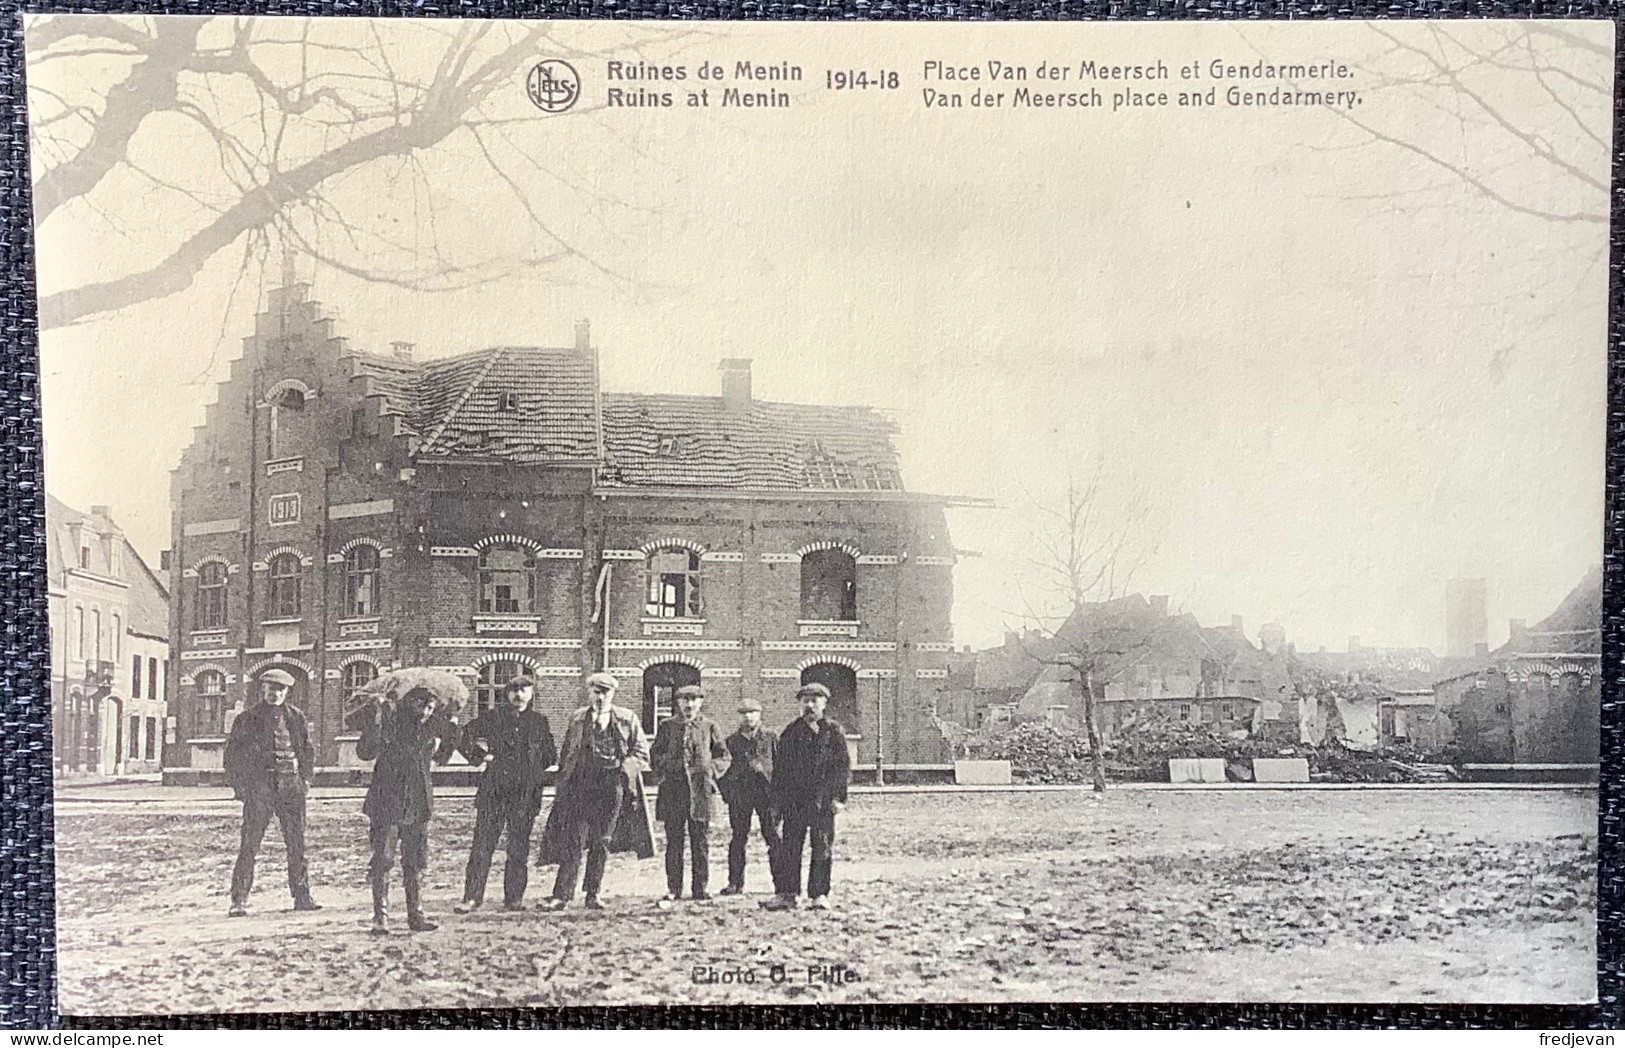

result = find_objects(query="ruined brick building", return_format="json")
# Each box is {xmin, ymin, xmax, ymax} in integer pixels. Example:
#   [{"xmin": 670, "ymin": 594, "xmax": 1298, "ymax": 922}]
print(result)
[{"xmin": 165, "ymin": 279, "xmax": 969, "ymax": 778}]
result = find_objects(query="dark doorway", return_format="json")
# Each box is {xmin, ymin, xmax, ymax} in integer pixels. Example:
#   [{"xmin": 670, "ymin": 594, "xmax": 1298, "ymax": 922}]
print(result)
[
  {"xmin": 641, "ymin": 661, "xmax": 701, "ymax": 734},
  {"xmin": 800, "ymin": 663, "xmax": 859, "ymax": 735}
]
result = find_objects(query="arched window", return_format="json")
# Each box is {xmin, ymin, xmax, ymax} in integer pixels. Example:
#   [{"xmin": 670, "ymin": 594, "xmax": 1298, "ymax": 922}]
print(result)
[
  {"xmin": 345, "ymin": 545, "xmax": 380, "ymax": 617},
  {"xmin": 478, "ymin": 547, "xmax": 535, "ymax": 615},
  {"xmin": 196, "ymin": 562, "xmax": 228, "ymax": 629},
  {"xmin": 644, "ymin": 548, "xmax": 702, "ymax": 619},
  {"xmin": 196, "ymin": 669, "xmax": 226, "ymax": 736},
  {"xmin": 343, "ymin": 660, "xmax": 379, "ymax": 698},
  {"xmin": 266, "ymin": 384, "xmax": 308, "ymax": 459},
  {"xmin": 641, "ymin": 661, "xmax": 701, "ymax": 734},
  {"xmin": 800, "ymin": 549, "xmax": 858, "ymax": 621},
  {"xmin": 475, "ymin": 660, "xmax": 525, "ymax": 712},
  {"xmin": 268, "ymin": 552, "xmax": 302, "ymax": 618},
  {"xmin": 800, "ymin": 662, "xmax": 860, "ymax": 734}
]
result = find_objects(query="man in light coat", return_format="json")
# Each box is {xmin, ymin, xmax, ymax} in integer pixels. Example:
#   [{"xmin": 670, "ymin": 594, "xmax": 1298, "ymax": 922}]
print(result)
[
  {"xmin": 650, "ymin": 684, "xmax": 731, "ymax": 904},
  {"xmin": 537, "ymin": 672, "xmax": 654, "ymax": 910}
]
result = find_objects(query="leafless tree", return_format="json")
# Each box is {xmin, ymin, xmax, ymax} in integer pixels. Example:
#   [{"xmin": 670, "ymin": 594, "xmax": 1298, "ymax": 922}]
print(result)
[
  {"xmin": 1014, "ymin": 462, "xmax": 1166, "ymax": 792},
  {"xmin": 26, "ymin": 16, "xmax": 688, "ymax": 331},
  {"xmin": 1335, "ymin": 23, "xmax": 1608, "ymax": 227}
]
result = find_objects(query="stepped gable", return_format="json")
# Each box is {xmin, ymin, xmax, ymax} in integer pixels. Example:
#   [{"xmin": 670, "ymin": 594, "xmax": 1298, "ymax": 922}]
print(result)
[
  {"xmin": 409, "ymin": 346, "xmax": 599, "ymax": 463},
  {"xmin": 599, "ymin": 392, "xmax": 904, "ymax": 490}
]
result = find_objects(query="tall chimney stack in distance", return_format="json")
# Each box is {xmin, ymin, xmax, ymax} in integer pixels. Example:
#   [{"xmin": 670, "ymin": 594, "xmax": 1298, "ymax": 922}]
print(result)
[
  {"xmin": 575, "ymin": 319, "xmax": 592, "ymax": 352},
  {"xmin": 720, "ymin": 358, "xmax": 753, "ymax": 414}
]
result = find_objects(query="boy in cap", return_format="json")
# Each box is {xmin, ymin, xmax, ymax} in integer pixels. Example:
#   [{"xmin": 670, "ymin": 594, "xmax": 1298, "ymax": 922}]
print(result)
[
  {"xmin": 650, "ymin": 683, "xmax": 731, "ymax": 904},
  {"xmin": 536, "ymin": 672, "xmax": 655, "ymax": 910},
  {"xmin": 455, "ymin": 675, "xmax": 557, "ymax": 913},
  {"xmin": 718, "ymin": 696, "xmax": 781, "ymax": 895},
  {"xmin": 762, "ymin": 682, "xmax": 851, "ymax": 912},
  {"xmin": 357, "ymin": 686, "xmax": 460, "ymax": 934},
  {"xmin": 223, "ymin": 668, "xmax": 320, "ymax": 916}
]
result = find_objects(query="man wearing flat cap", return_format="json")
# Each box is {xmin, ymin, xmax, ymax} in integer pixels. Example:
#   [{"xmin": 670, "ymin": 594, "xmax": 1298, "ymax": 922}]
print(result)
[
  {"xmin": 718, "ymin": 696, "xmax": 781, "ymax": 896},
  {"xmin": 537, "ymin": 672, "xmax": 654, "ymax": 910},
  {"xmin": 650, "ymin": 683, "xmax": 731, "ymax": 904},
  {"xmin": 223, "ymin": 668, "xmax": 321, "ymax": 916},
  {"xmin": 762, "ymin": 681, "xmax": 851, "ymax": 912},
  {"xmin": 455, "ymin": 675, "xmax": 557, "ymax": 913}
]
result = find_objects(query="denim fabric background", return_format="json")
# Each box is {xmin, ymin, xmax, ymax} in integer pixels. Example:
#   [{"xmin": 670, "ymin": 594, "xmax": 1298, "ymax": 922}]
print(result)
[{"xmin": 0, "ymin": 0, "xmax": 1620, "ymax": 1029}]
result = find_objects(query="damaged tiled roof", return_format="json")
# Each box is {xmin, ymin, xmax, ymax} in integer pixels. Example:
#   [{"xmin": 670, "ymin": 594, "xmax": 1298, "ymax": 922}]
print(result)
[
  {"xmin": 599, "ymin": 393, "xmax": 904, "ymax": 491},
  {"xmin": 410, "ymin": 347, "xmax": 599, "ymax": 463}
]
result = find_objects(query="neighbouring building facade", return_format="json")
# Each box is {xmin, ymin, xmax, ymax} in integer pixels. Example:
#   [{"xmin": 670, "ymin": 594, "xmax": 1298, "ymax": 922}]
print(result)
[
  {"xmin": 1015, "ymin": 596, "xmax": 1297, "ymax": 742},
  {"xmin": 165, "ymin": 279, "xmax": 970, "ymax": 777},
  {"xmin": 47, "ymin": 496, "xmax": 171, "ymax": 776},
  {"xmin": 1431, "ymin": 568, "xmax": 1601, "ymax": 767}
]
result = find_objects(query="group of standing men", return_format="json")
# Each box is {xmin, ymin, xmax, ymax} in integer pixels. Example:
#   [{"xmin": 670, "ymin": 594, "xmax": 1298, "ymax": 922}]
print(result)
[{"xmin": 221, "ymin": 668, "xmax": 853, "ymax": 932}]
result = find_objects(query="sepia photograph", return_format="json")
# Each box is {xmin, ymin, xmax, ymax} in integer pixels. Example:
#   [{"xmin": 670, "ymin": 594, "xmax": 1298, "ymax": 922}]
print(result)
[{"xmin": 25, "ymin": 15, "xmax": 1609, "ymax": 1014}]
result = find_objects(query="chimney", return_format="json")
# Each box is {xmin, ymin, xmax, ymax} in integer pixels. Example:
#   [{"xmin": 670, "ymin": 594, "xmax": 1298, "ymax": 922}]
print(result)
[
  {"xmin": 1149, "ymin": 594, "xmax": 1169, "ymax": 618},
  {"xmin": 719, "ymin": 358, "xmax": 753, "ymax": 413},
  {"xmin": 90, "ymin": 505, "xmax": 112, "ymax": 523},
  {"xmin": 575, "ymin": 318, "xmax": 591, "ymax": 352},
  {"xmin": 1509, "ymin": 618, "xmax": 1528, "ymax": 650},
  {"xmin": 390, "ymin": 341, "xmax": 415, "ymax": 362}
]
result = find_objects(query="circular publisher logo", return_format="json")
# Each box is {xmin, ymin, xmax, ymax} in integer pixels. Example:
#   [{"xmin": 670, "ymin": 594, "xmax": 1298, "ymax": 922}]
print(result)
[{"xmin": 527, "ymin": 59, "xmax": 581, "ymax": 113}]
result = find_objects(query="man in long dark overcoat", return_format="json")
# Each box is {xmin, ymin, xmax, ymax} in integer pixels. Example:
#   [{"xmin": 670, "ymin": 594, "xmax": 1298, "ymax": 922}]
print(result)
[
  {"xmin": 762, "ymin": 682, "xmax": 851, "ymax": 912},
  {"xmin": 454, "ymin": 676, "xmax": 557, "ymax": 912},
  {"xmin": 650, "ymin": 684, "xmax": 731, "ymax": 904},
  {"xmin": 536, "ymin": 672, "xmax": 654, "ymax": 910},
  {"xmin": 357, "ymin": 687, "xmax": 460, "ymax": 934},
  {"xmin": 223, "ymin": 668, "xmax": 321, "ymax": 916},
  {"xmin": 718, "ymin": 696, "xmax": 780, "ymax": 895}
]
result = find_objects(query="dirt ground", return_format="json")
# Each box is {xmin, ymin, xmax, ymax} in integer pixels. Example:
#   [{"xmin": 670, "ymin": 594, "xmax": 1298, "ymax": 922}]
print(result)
[{"xmin": 53, "ymin": 787, "xmax": 1597, "ymax": 1013}]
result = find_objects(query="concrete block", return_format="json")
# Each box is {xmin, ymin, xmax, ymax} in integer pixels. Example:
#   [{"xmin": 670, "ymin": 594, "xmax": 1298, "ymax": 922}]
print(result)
[
  {"xmin": 954, "ymin": 759, "xmax": 1012, "ymax": 785},
  {"xmin": 1253, "ymin": 757, "xmax": 1311, "ymax": 783},
  {"xmin": 1168, "ymin": 757, "xmax": 1226, "ymax": 783}
]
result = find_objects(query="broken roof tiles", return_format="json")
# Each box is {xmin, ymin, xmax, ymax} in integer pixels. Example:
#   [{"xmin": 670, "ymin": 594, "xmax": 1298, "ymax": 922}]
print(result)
[{"xmin": 373, "ymin": 346, "xmax": 905, "ymax": 491}]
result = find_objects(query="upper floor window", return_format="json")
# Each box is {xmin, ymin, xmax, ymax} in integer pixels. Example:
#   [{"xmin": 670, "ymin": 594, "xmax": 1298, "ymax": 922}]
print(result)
[
  {"xmin": 196, "ymin": 562, "xmax": 228, "ymax": 630},
  {"xmin": 478, "ymin": 546, "xmax": 535, "ymax": 615},
  {"xmin": 196, "ymin": 669, "xmax": 226, "ymax": 736},
  {"xmin": 111, "ymin": 613, "xmax": 121, "ymax": 660},
  {"xmin": 645, "ymin": 548, "xmax": 702, "ymax": 619},
  {"xmin": 800, "ymin": 548, "xmax": 857, "ymax": 621},
  {"xmin": 268, "ymin": 553, "xmax": 302, "ymax": 618},
  {"xmin": 132, "ymin": 655, "xmax": 143, "ymax": 698},
  {"xmin": 74, "ymin": 606, "xmax": 85, "ymax": 658},
  {"xmin": 345, "ymin": 545, "xmax": 380, "ymax": 618},
  {"xmin": 266, "ymin": 383, "xmax": 308, "ymax": 459},
  {"xmin": 92, "ymin": 608, "xmax": 102, "ymax": 661}
]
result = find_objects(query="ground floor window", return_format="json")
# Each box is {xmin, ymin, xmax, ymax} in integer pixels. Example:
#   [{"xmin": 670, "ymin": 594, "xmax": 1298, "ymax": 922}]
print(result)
[
  {"xmin": 641, "ymin": 661, "xmax": 700, "ymax": 734},
  {"xmin": 475, "ymin": 661, "xmax": 525, "ymax": 712},
  {"xmin": 800, "ymin": 662, "xmax": 860, "ymax": 734}
]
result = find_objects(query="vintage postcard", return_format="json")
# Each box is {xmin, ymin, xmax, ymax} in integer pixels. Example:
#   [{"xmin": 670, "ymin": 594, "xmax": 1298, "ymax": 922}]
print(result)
[{"xmin": 27, "ymin": 16, "xmax": 1608, "ymax": 1012}]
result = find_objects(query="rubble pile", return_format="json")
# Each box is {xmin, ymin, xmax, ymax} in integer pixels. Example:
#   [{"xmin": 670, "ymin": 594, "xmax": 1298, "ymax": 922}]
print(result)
[
  {"xmin": 967, "ymin": 722, "xmax": 1098, "ymax": 784},
  {"xmin": 968, "ymin": 719, "xmax": 1458, "ymax": 784}
]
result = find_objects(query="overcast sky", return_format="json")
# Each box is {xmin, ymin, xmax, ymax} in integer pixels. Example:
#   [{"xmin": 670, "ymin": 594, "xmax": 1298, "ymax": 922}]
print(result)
[{"xmin": 32, "ymin": 18, "xmax": 1611, "ymax": 652}]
